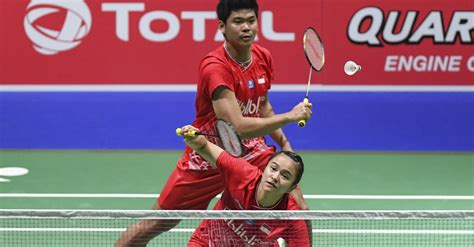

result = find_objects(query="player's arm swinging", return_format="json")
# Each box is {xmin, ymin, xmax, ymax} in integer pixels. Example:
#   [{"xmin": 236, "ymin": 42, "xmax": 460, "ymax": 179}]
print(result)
[
  {"xmin": 180, "ymin": 126, "xmax": 223, "ymax": 168},
  {"xmin": 212, "ymin": 86, "xmax": 311, "ymax": 139}
]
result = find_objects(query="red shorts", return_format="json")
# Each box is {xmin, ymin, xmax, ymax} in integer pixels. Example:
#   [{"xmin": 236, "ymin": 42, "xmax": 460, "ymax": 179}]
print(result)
[{"xmin": 158, "ymin": 148, "xmax": 275, "ymax": 210}]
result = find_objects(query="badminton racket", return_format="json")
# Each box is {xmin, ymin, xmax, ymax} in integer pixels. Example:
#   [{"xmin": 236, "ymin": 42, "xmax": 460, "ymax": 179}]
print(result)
[
  {"xmin": 176, "ymin": 119, "xmax": 244, "ymax": 157},
  {"xmin": 299, "ymin": 27, "xmax": 325, "ymax": 127}
]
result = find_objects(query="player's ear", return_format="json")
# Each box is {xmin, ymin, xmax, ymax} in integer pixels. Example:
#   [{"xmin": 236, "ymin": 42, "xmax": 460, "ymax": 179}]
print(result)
[{"xmin": 218, "ymin": 20, "xmax": 226, "ymax": 35}]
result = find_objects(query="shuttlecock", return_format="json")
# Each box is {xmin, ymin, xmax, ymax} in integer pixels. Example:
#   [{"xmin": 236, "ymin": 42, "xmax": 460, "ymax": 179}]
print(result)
[{"xmin": 344, "ymin": 61, "xmax": 361, "ymax": 76}]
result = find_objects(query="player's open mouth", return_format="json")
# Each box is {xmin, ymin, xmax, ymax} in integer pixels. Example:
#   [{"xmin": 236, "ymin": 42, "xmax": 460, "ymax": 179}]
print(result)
[
  {"xmin": 266, "ymin": 181, "xmax": 276, "ymax": 189},
  {"xmin": 241, "ymin": 35, "xmax": 253, "ymax": 41}
]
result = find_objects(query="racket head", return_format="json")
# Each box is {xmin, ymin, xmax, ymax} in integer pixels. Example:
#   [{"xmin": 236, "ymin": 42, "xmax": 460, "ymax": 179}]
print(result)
[
  {"xmin": 303, "ymin": 27, "xmax": 325, "ymax": 72},
  {"xmin": 215, "ymin": 119, "xmax": 244, "ymax": 157}
]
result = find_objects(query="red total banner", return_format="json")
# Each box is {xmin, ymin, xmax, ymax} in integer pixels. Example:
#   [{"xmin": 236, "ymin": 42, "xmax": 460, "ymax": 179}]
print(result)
[{"xmin": 1, "ymin": 0, "xmax": 472, "ymax": 85}]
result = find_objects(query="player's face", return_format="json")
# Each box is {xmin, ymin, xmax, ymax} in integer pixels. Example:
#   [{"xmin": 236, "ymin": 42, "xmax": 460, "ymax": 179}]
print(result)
[
  {"xmin": 219, "ymin": 9, "xmax": 258, "ymax": 48},
  {"xmin": 261, "ymin": 154, "xmax": 298, "ymax": 194}
]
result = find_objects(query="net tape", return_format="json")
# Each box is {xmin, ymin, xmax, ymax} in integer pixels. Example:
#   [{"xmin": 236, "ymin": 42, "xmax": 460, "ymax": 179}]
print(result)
[{"xmin": 1, "ymin": 209, "xmax": 473, "ymax": 219}]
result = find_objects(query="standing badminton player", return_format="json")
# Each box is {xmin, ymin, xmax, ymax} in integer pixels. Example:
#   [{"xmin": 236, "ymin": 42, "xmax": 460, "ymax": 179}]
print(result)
[
  {"xmin": 179, "ymin": 125, "xmax": 310, "ymax": 246},
  {"xmin": 116, "ymin": 0, "xmax": 312, "ymax": 246}
]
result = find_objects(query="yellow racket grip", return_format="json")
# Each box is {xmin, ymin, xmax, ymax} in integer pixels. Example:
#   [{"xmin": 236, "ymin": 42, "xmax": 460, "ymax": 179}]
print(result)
[
  {"xmin": 175, "ymin": 128, "xmax": 197, "ymax": 137},
  {"xmin": 298, "ymin": 97, "xmax": 310, "ymax": 127}
]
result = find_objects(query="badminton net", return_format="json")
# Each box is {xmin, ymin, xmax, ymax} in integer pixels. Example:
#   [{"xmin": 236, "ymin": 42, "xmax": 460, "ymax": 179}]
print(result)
[{"xmin": 0, "ymin": 209, "xmax": 473, "ymax": 246}]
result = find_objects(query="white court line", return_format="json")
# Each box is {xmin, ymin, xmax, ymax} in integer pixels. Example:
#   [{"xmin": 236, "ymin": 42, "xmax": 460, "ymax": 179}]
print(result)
[
  {"xmin": 313, "ymin": 229, "xmax": 474, "ymax": 235},
  {"xmin": 0, "ymin": 228, "xmax": 472, "ymax": 235},
  {"xmin": 1, "ymin": 84, "xmax": 473, "ymax": 92},
  {"xmin": 0, "ymin": 193, "xmax": 473, "ymax": 200}
]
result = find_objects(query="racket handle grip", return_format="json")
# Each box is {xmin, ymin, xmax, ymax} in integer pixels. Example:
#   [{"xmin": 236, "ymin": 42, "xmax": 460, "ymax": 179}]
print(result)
[
  {"xmin": 175, "ymin": 128, "xmax": 197, "ymax": 137},
  {"xmin": 298, "ymin": 97, "xmax": 310, "ymax": 127}
]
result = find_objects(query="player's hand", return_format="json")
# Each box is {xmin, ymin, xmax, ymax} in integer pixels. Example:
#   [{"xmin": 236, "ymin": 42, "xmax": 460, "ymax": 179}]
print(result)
[
  {"xmin": 289, "ymin": 101, "xmax": 312, "ymax": 122},
  {"xmin": 180, "ymin": 125, "xmax": 208, "ymax": 150}
]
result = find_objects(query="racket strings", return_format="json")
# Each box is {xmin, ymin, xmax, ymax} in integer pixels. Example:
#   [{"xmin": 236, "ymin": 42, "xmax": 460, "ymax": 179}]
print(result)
[
  {"xmin": 222, "ymin": 127, "xmax": 237, "ymax": 151},
  {"xmin": 216, "ymin": 120, "xmax": 243, "ymax": 157},
  {"xmin": 299, "ymin": 27, "xmax": 325, "ymax": 128},
  {"xmin": 304, "ymin": 30, "xmax": 324, "ymax": 71}
]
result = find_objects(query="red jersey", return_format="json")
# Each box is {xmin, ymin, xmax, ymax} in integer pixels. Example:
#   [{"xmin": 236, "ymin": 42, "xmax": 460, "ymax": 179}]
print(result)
[
  {"xmin": 189, "ymin": 152, "xmax": 310, "ymax": 246},
  {"xmin": 179, "ymin": 44, "xmax": 274, "ymax": 171}
]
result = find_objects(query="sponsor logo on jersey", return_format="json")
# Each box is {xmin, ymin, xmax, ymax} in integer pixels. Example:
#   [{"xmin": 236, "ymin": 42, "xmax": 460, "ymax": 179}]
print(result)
[
  {"xmin": 248, "ymin": 80, "xmax": 255, "ymax": 89},
  {"xmin": 239, "ymin": 96, "xmax": 265, "ymax": 115},
  {"xmin": 223, "ymin": 207, "xmax": 259, "ymax": 245},
  {"xmin": 224, "ymin": 219, "xmax": 258, "ymax": 245}
]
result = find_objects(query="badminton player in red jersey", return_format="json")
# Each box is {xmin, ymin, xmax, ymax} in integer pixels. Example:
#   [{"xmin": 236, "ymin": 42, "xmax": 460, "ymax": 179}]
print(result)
[
  {"xmin": 116, "ymin": 0, "xmax": 312, "ymax": 246},
  {"xmin": 180, "ymin": 125, "xmax": 310, "ymax": 246}
]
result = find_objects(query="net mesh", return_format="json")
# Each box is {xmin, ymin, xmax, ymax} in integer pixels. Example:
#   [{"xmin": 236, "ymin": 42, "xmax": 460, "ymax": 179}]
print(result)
[{"xmin": 0, "ymin": 210, "xmax": 473, "ymax": 246}]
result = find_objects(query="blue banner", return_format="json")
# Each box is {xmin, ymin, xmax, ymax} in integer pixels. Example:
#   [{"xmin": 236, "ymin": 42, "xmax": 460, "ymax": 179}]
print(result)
[{"xmin": 1, "ymin": 92, "xmax": 473, "ymax": 151}]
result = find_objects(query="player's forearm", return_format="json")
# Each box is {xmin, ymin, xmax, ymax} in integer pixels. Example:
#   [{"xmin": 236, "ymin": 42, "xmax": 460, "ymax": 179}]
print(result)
[
  {"xmin": 187, "ymin": 140, "xmax": 223, "ymax": 169},
  {"xmin": 239, "ymin": 100, "xmax": 312, "ymax": 139},
  {"xmin": 269, "ymin": 129, "xmax": 293, "ymax": 151},
  {"xmin": 260, "ymin": 102, "xmax": 293, "ymax": 151},
  {"xmin": 212, "ymin": 88, "xmax": 308, "ymax": 139},
  {"xmin": 236, "ymin": 113, "xmax": 293, "ymax": 139}
]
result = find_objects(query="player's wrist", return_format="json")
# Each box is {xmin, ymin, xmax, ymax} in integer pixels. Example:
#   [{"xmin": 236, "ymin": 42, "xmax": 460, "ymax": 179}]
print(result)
[
  {"xmin": 195, "ymin": 140, "xmax": 208, "ymax": 151},
  {"xmin": 283, "ymin": 111, "xmax": 297, "ymax": 123},
  {"xmin": 185, "ymin": 136, "xmax": 208, "ymax": 151}
]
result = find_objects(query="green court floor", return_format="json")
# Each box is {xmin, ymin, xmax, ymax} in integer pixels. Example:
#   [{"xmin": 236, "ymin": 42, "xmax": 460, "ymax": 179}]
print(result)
[
  {"xmin": 0, "ymin": 150, "xmax": 473, "ymax": 246},
  {"xmin": 0, "ymin": 150, "xmax": 473, "ymax": 210}
]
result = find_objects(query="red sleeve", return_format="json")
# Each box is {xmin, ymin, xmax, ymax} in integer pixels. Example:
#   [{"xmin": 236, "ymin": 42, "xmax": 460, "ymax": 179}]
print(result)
[
  {"xmin": 254, "ymin": 44, "xmax": 274, "ymax": 91},
  {"xmin": 200, "ymin": 62, "xmax": 235, "ymax": 99},
  {"xmin": 286, "ymin": 194, "xmax": 300, "ymax": 210},
  {"xmin": 284, "ymin": 194, "xmax": 311, "ymax": 246},
  {"xmin": 284, "ymin": 220, "xmax": 310, "ymax": 246},
  {"xmin": 267, "ymin": 52, "xmax": 273, "ymax": 91},
  {"xmin": 216, "ymin": 152, "xmax": 259, "ymax": 188}
]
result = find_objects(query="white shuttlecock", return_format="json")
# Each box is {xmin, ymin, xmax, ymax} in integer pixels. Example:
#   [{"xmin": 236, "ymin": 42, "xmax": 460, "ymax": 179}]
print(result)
[{"xmin": 344, "ymin": 61, "xmax": 361, "ymax": 75}]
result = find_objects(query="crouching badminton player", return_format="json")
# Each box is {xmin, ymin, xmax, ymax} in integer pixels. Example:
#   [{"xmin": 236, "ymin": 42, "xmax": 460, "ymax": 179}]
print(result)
[{"xmin": 180, "ymin": 125, "xmax": 310, "ymax": 246}]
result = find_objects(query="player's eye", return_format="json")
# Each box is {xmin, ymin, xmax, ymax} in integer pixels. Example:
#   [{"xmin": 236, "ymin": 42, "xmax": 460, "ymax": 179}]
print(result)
[
  {"xmin": 281, "ymin": 172, "xmax": 291, "ymax": 180},
  {"xmin": 233, "ymin": 18, "xmax": 244, "ymax": 24}
]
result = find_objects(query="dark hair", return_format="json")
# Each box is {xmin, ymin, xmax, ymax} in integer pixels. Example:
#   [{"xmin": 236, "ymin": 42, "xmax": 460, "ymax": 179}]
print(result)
[
  {"xmin": 217, "ymin": 0, "xmax": 259, "ymax": 22},
  {"xmin": 268, "ymin": 151, "xmax": 305, "ymax": 186}
]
